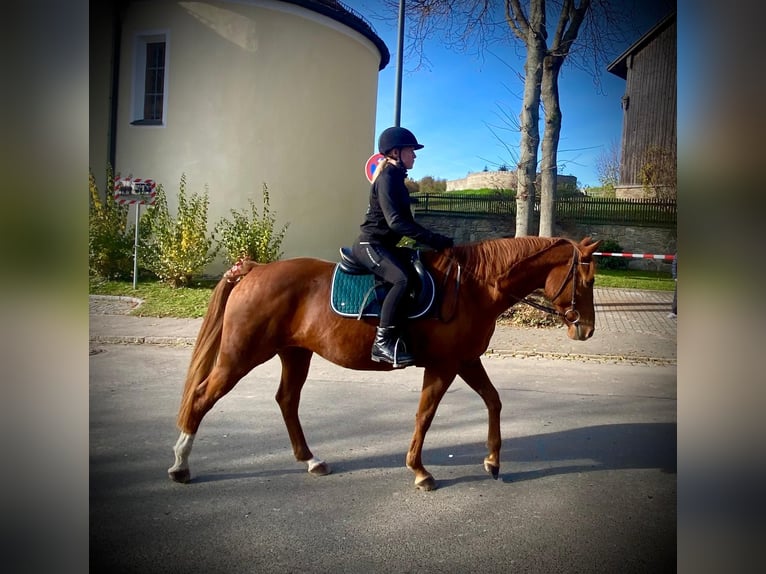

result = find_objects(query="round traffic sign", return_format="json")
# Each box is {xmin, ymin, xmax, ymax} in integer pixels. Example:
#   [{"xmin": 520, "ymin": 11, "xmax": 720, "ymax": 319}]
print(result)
[{"xmin": 364, "ymin": 153, "xmax": 385, "ymax": 183}]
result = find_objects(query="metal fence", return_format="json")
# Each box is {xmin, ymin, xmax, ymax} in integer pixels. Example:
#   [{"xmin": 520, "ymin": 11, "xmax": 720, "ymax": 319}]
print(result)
[{"xmin": 411, "ymin": 194, "xmax": 676, "ymax": 228}]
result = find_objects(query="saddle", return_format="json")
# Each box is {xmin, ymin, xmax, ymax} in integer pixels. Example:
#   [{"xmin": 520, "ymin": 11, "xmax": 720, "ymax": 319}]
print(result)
[{"xmin": 331, "ymin": 247, "xmax": 436, "ymax": 319}]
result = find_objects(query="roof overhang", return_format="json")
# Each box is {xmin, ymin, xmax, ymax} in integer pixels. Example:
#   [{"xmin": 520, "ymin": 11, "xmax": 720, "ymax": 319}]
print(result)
[{"xmin": 607, "ymin": 11, "xmax": 676, "ymax": 80}]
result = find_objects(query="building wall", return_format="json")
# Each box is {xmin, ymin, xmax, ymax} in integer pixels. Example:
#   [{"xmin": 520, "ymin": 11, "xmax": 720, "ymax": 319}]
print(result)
[
  {"xmin": 446, "ymin": 170, "xmax": 577, "ymax": 193},
  {"xmin": 617, "ymin": 17, "xmax": 676, "ymax": 196},
  {"xmin": 101, "ymin": 0, "xmax": 384, "ymax": 268},
  {"xmin": 89, "ymin": 0, "xmax": 121, "ymax": 192}
]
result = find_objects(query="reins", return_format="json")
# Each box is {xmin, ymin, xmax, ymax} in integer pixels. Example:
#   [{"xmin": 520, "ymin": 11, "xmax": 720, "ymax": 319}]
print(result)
[
  {"xmin": 437, "ymin": 242, "xmax": 587, "ymax": 325},
  {"xmin": 437, "ymin": 257, "xmax": 462, "ymax": 323},
  {"xmin": 509, "ymin": 246, "xmax": 581, "ymax": 323}
]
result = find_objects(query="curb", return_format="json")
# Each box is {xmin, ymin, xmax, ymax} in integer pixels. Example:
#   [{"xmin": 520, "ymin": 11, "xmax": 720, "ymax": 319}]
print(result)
[
  {"xmin": 90, "ymin": 336, "xmax": 196, "ymax": 346},
  {"xmin": 89, "ymin": 336, "xmax": 676, "ymax": 366},
  {"xmin": 89, "ymin": 294, "xmax": 144, "ymax": 307},
  {"xmin": 483, "ymin": 349, "xmax": 676, "ymax": 365}
]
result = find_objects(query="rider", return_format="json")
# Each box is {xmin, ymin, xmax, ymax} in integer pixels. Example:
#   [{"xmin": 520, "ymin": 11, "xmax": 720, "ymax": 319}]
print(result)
[{"xmin": 351, "ymin": 127, "xmax": 454, "ymax": 368}]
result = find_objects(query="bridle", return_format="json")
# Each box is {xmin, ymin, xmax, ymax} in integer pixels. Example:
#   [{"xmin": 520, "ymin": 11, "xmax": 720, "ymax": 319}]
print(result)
[
  {"xmin": 510, "ymin": 245, "xmax": 588, "ymax": 324},
  {"xmin": 439, "ymin": 244, "xmax": 589, "ymax": 325}
]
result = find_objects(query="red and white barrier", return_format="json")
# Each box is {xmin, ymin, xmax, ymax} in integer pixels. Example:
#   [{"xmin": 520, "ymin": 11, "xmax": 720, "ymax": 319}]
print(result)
[{"xmin": 594, "ymin": 252, "xmax": 674, "ymax": 261}]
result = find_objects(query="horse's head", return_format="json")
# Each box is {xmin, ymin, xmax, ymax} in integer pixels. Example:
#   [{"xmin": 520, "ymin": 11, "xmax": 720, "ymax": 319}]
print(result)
[{"xmin": 545, "ymin": 237, "xmax": 601, "ymax": 341}]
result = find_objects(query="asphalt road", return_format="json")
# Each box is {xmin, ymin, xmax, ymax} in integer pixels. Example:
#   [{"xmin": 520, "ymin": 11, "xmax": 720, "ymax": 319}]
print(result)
[{"xmin": 90, "ymin": 344, "xmax": 676, "ymax": 573}]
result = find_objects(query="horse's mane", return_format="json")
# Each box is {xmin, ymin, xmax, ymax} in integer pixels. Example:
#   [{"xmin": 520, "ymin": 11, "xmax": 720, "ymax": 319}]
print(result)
[{"xmin": 446, "ymin": 236, "xmax": 571, "ymax": 283}]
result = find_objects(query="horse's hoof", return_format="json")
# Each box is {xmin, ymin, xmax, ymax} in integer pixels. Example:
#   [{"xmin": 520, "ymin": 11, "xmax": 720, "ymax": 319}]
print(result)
[
  {"xmin": 484, "ymin": 460, "xmax": 500, "ymax": 479},
  {"xmin": 168, "ymin": 468, "xmax": 191, "ymax": 483},
  {"xmin": 308, "ymin": 461, "xmax": 331, "ymax": 476},
  {"xmin": 415, "ymin": 476, "xmax": 437, "ymax": 491}
]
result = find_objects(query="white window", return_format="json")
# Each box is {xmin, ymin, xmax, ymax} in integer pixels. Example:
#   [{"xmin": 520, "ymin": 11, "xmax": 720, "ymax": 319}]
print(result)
[{"xmin": 131, "ymin": 32, "xmax": 168, "ymax": 125}]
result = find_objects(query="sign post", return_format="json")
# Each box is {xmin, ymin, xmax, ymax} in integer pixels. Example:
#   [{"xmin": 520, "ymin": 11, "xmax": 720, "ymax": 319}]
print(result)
[
  {"xmin": 394, "ymin": 0, "xmax": 405, "ymax": 126},
  {"xmin": 113, "ymin": 177, "xmax": 157, "ymax": 289}
]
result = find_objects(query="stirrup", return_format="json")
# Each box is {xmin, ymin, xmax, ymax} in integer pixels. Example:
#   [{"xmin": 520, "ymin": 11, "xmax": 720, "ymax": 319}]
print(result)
[
  {"xmin": 371, "ymin": 338, "xmax": 414, "ymax": 368},
  {"xmin": 393, "ymin": 337, "xmax": 414, "ymax": 367}
]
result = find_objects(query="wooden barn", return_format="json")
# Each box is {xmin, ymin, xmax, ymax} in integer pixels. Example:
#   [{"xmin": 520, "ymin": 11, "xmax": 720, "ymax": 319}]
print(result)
[{"xmin": 608, "ymin": 12, "xmax": 676, "ymax": 199}]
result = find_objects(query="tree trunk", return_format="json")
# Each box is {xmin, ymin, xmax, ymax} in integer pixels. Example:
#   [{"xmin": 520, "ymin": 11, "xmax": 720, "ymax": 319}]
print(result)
[
  {"xmin": 514, "ymin": 7, "xmax": 546, "ymax": 237},
  {"xmin": 539, "ymin": 54, "xmax": 563, "ymax": 237}
]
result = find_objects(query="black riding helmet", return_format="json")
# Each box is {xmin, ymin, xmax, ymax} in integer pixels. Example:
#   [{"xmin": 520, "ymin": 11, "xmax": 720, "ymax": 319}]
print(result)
[{"xmin": 378, "ymin": 127, "xmax": 424, "ymax": 155}]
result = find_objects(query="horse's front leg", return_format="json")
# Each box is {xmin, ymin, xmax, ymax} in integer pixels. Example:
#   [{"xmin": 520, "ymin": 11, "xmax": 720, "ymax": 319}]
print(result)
[
  {"xmin": 275, "ymin": 348, "xmax": 330, "ymax": 476},
  {"xmin": 406, "ymin": 366, "xmax": 457, "ymax": 491},
  {"xmin": 458, "ymin": 358, "xmax": 502, "ymax": 479}
]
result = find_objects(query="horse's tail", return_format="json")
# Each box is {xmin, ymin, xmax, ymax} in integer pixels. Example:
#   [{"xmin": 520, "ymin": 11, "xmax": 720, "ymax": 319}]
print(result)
[{"xmin": 176, "ymin": 259, "xmax": 258, "ymax": 430}]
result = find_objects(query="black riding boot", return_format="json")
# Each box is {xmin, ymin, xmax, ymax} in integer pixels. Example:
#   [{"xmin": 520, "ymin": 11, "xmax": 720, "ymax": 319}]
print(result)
[{"xmin": 371, "ymin": 326, "xmax": 414, "ymax": 368}]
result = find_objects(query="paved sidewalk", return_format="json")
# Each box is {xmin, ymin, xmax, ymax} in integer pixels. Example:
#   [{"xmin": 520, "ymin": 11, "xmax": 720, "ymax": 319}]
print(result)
[
  {"xmin": 486, "ymin": 288, "xmax": 676, "ymax": 364},
  {"xmin": 89, "ymin": 288, "xmax": 676, "ymax": 364}
]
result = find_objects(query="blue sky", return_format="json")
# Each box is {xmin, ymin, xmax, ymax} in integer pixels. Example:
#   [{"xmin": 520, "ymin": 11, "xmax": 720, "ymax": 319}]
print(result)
[{"xmin": 346, "ymin": 1, "xmax": 675, "ymax": 188}]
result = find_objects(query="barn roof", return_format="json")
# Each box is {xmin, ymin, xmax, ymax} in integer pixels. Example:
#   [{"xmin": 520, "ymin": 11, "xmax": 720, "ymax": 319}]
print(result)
[{"xmin": 607, "ymin": 11, "xmax": 676, "ymax": 80}]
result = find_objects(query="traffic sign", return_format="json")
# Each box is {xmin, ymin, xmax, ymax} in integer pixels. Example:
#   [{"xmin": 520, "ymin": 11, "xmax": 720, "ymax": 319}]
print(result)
[
  {"xmin": 113, "ymin": 177, "xmax": 157, "ymax": 205},
  {"xmin": 111, "ymin": 177, "xmax": 158, "ymax": 288},
  {"xmin": 364, "ymin": 153, "xmax": 385, "ymax": 183}
]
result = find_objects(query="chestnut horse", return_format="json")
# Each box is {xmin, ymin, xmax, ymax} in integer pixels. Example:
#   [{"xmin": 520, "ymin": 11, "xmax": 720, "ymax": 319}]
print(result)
[{"xmin": 168, "ymin": 236, "xmax": 601, "ymax": 490}]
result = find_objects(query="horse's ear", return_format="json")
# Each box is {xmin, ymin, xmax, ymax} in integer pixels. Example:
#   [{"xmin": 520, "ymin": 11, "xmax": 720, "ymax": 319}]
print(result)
[{"xmin": 581, "ymin": 238, "xmax": 602, "ymax": 255}]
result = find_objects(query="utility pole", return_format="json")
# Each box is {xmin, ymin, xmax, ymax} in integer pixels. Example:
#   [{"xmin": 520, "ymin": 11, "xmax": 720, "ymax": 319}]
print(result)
[{"xmin": 393, "ymin": 0, "xmax": 405, "ymax": 127}]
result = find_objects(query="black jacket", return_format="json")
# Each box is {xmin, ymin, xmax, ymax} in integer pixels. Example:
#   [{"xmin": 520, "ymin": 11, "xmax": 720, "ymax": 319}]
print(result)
[{"xmin": 357, "ymin": 164, "xmax": 450, "ymax": 250}]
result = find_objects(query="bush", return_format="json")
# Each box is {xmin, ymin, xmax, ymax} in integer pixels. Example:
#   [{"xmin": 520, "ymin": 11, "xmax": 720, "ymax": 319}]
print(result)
[
  {"xmin": 404, "ymin": 178, "xmax": 420, "ymax": 194},
  {"xmin": 498, "ymin": 290, "xmax": 561, "ymax": 328},
  {"xmin": 215, "ymin": 183, "xmax": 289, "ymax": 265},
  {"xmin": 417, "ymin": 175, "xmax": 447, "ymax": 193},
  {"xmin": 594, "ymin": 239, "xmax": 629, "ymax": 270},
  {"xmin": 139, "ymin": 174, "xmax": 217, "ymax": 287},
  {"xmin": 89, "ymin": 167, "xmax": 134, "ymax": 280}
]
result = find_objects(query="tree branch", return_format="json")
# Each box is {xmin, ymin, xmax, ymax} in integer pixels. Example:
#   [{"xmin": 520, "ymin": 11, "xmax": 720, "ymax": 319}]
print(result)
[
  {"xmin": 551, "ymin": 0, "xmax": 572, "ymax": 52},
  {"xmin": 549, "ymin": 0, "xmax": 590, "ymax": 58},
  {"xmin": 506, "ymin": 0, "xmax": 529, "ymax": 41}
]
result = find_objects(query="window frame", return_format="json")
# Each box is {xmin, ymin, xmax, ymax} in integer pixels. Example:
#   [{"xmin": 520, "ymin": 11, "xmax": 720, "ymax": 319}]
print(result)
[{"xmin": 130, "ymin": 31, "xmax": 169, "ymax": 127}]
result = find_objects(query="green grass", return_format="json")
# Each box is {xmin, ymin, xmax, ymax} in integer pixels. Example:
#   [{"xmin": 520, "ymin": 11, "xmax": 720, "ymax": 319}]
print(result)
[
  {"xmin": 89, "ymin": 276, "xmax": 217, "ymax": 318},
  {"xmin": 595, "ymin": 269, "xmax": 674, "ymax": 291},
  {"xmin": 90, "ymin": 268, "xmax": 673, "ymax": 319}
]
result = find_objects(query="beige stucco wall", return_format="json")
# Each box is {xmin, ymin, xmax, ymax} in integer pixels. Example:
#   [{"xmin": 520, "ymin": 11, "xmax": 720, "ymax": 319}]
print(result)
[{"xmin": 112, "ymin": 0, "xmax": 383, "ymax": 269}]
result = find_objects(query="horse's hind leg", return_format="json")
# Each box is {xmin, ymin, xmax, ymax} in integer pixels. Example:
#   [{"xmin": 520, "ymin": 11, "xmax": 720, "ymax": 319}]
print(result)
[
  {"xmin": 275, "ymin": 347, "xmax": 330, "ymax": 476},
  {"xmin": 169, "ymin": 431, "xmax": 195, "ymax": 483},
  {"xmin": 406, "ymin": 365, "xmax": 457, "ymax": 491},
  {"xmin": 168, "ymin": 359, "xmax": 259, "ymax": 483},
  {"xmin": 458, "ymin": 358, "xmax": 502, "ymax": 479}
]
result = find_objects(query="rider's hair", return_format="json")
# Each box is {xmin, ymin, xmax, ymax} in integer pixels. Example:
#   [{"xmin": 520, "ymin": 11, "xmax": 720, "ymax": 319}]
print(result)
[{"xmin": 370, "ymin": 156, "xmax": 401, "ymax": 184}]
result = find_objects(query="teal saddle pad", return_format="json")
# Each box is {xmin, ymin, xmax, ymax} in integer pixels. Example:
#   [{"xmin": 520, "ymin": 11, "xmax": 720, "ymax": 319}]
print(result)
[{"xmin": 330, "ymin": 265, "xmax": 435, "ymax": 319}]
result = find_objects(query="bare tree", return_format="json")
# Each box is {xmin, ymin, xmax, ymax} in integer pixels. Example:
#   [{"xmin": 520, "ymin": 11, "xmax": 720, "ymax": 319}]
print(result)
[
  {"xmin": 379, "ymin": 0, "xmax": 653, "ymax": 236},
  {"xmin": 537, "ymin": 0, "xmax": 590, "ymax": 236},
  {"xmin": 537, "ymin": 1, "xmax": 638, "ymax": 235},
  {"xmin": 640, "ymin": 145, "xmax": 676, "ymax": 200},
  {"xmin": 595, "ymin": 138, "xmax": 620, "ymax": 189},
  {"xmin": 506, "ymin": 0, "xmax": 546, "ymax": 235}
]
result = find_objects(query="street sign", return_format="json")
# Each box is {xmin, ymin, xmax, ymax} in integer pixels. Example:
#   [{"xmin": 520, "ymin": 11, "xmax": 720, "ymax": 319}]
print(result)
[
  {"xmin": 112, "ymin": 177, "xmax": 157, "ymax": 288},
  {"xmin": 364, "ymin": 153, "xmax": 385, "ymax": 183},
  {"xmin": 113, "ymin": 177, "xmax": 157, "ymax": 205}
]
